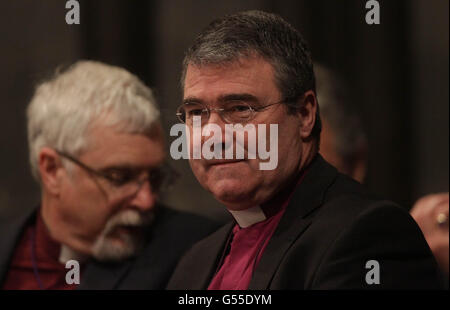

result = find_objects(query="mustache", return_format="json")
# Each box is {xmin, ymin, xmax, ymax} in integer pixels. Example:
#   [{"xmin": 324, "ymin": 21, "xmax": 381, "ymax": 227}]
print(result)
[{"xmin": 102, "ymin": 209, "xmax": 155, "ymax": 236}]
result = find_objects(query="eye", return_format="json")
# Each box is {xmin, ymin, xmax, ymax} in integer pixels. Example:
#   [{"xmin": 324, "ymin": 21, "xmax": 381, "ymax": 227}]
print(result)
[
  {"xmin": 226, "ymin": 101, "xmax": 253, "ymax": 112},
  {"xmin": 103, "ymin": 169, "xmax": 136, "ymax": 186},
  {"xmin": 225, "ymin": 102, "xmax": 253, "ymax": 121},
  {"xmin": 234, "ymin": 105, "xmax": 249, "ymax": 112},
  {"xmin": 184, "ymin": 104, "xmax": 206, "ymax": 118},
  {"xmin": 187, "ymin": 108, "xmax": 204, "ymax": 117}
]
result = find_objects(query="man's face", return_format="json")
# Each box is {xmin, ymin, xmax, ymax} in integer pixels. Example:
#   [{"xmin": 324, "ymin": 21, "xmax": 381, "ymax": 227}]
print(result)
[
  {"xmin": 183, "ymin": 56, "xmax": 307, "ymax": 210},
  {"xmin": 319, "ymin": 118, "xmax": 367, "ymax": 183},
  {"xmin": 319, "ymin": 119, "xmax": 345, "ymax": 172},
  {"xmin": 52, "ymin": 125, "xmax": 165, "ymax": 261}
]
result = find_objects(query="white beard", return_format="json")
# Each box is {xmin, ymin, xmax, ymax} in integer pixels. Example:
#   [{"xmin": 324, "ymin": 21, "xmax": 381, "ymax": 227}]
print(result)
[{"xmin": 91, "ymin": 209, "xmax": 154, "ymax": 262}]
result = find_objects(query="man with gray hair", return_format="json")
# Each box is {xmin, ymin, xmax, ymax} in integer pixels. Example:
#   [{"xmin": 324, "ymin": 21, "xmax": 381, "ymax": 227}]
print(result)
[
  {"xmin": 0, "ymin": 60, "xmax": 217, "ymax": 289},
  {"xmin": 167, "ymin": 10, "xmax": 444, "ymax": 289}
]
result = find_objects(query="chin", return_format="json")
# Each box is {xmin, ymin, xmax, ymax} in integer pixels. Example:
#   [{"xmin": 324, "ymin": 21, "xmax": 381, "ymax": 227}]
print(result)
[
  {"xmin": 209, "ymin": 180, "xmax": 254, "ymax": 206},
  {"xmin": 91, "ymin": 229, "xmax": 143, "ymax": 262}
]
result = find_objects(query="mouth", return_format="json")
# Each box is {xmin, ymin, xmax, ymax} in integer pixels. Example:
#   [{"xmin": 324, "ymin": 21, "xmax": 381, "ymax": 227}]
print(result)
[
  {"xmin": 207, "ymin": 159, "xmax": 245, "ymax": 167},
  {"xmin": 110, "ymin": 225, "xmax": 143, "ymax": 238}
]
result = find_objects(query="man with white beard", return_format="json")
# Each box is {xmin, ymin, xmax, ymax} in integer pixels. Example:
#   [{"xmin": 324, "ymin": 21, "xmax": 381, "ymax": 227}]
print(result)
[{"xmin": 0, "ymin": 60, "xmax": 217, "ymax": 289}]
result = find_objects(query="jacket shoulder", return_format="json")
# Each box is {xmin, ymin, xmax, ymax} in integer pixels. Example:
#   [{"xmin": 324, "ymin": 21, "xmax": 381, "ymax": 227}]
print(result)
[
  {"xmin": 116, "ymin": 205, "xmax": 221, "ymax": 289},
  {"xmin": 304, "ymin": 177, "xmax": 444, "ymax": 289},
  {"xmin": 145, "ymin": 205, "xmax": 221, "ymax": 257}
]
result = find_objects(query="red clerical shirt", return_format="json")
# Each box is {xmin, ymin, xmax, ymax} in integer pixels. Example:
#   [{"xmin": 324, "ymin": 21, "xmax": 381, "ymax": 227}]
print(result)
[
  {"xmin": 208, "ymin": 170, "xmax": 307, "ymax": 290},
  {"xmin": 2, "ymin": 210, "xmax": 78, "ymax": 290}
]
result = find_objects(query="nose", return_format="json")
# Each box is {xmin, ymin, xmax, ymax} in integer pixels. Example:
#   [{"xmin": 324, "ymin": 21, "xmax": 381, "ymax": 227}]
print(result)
[
  {"xmin": 129, "ymin": 180, "xmax": 156, "ymax": 212},
  {"xmin": 203, "ymin": 111, "xmax": 229, "ymax": 154},
  {"xmin": 205, "ymin": 110, "xmax": 229, "ymax": 138}
]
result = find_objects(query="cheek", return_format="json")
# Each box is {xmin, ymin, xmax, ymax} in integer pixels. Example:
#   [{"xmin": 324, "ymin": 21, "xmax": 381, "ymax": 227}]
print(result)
[
  {"xmin": 188, "ymin": 125, "xmax": 203, "ymax": 158},
  {"xmin": 61, "ymin": 178, "xmax": 114, "ymax": 236},
  {"xmin": 278, "ymin": 128, "xmax": 302, "ymax": 160},
  {"xmin": 189, "ymin": 159, "xmax": 207, "ymax": 184}
]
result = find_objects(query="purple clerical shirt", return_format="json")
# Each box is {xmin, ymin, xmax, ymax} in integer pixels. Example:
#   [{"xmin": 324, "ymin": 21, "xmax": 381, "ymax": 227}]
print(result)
[{"xmin": 208, "ymin": 170, "xmax": 307, "ymax": 290}]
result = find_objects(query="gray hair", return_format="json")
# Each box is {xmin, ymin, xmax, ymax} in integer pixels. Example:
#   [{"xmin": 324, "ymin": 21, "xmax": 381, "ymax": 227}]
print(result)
[
  {"xmin": 315, "ymin": 64, "xmax": 368, "ymax": 168},
  {"xmin": 181, "ymin": 10, "xmax": 321, "ymax": 143},
  {"xmin": 27, "ymin": 60, "xmax": 160, "ymax": 182}
]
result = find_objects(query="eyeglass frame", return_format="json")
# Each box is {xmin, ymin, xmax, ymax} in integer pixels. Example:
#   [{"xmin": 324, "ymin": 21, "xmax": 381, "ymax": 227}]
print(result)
[
  {"xmin": 55, "ymin": 150, "xmax": 178, "ymax": 196},
  {"xmin": 175, "ymin": 100, "xmax": 296, "ymax": 125}
]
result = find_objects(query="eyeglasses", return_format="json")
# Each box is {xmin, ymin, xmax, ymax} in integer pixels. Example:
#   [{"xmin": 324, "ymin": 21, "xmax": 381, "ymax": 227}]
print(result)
[
  {"xmin": 176, "ymin": 101, "xmax": 287, "ymax": 125},
  {"xmin": 55, "ymin": 150, "xmax": 178, "ymax": 199}
]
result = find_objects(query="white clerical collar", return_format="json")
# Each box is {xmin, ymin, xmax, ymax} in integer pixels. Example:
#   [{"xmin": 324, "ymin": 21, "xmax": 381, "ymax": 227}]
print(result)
[
  {"xmin": 59, "ymin": 245, "xmax": 88, "ymax": 264},
  {"xmin": 228, "ymin": 205, "xmax": 267, "ymax": 228}
]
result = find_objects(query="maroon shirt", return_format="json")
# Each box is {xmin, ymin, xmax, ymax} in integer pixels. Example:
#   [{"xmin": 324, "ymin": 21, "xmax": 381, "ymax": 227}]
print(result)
[
  {"xmin": 208, "ymin": 171, "xmax": 307, "ymax": 290},
  {"xmin": 2, "ymin": 211, "xmax": 78, "ymax": 290}
]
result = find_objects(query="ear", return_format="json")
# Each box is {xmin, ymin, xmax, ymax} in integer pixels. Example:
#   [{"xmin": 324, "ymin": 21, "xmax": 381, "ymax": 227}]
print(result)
[
  {"xmin": 297, "ymin": 90, "xmax": 318, "ymax": 139},
  {"xmin": 38, "ymin": 147, "xmax": 66, "ymax": 195}
]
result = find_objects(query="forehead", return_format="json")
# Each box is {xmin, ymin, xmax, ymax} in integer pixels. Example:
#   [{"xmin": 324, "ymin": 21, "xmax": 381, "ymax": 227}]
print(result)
[
  {"xmin": 80, "ymin": 125, "xmax": 166, "ymax": 168},
  {"xmin": 183, "ymin": 56, "xmax": 280, "ymax": 103}
]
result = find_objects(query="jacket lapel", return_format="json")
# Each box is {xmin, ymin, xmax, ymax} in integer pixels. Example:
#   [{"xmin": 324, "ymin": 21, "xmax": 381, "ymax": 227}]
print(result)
[
  {"xmin": 196, "ymin": 222, "xmax": 235, "ymax": 289},
  {"xmin": 248, "ymin": 155, "xmax": 338, "ymax": 289},
  {"xmin": 77, "ymin": 259, "xmax": 133, "ymax": 290}
]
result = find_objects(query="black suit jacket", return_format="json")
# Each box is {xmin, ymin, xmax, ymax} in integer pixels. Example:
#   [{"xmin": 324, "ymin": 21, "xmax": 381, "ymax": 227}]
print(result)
[
  {"xmin": 0, "ymin": 204, "xmax": 219, "ymax": 289},
  {"xmin": 167, "ymin": 155, "xmax": 445, "ymax": 289}
]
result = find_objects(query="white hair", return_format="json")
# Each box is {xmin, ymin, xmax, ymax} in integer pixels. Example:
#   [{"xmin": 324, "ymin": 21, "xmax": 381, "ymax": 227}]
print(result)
[{"xmin": 27, "ymin": 60, "xmax": 160, "ymax": 182}]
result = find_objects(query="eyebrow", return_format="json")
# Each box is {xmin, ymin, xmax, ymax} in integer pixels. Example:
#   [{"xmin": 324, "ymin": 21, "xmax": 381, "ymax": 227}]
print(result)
[{"xmin": 182, "ymin": 93, "xmax": 260, "ymax": 105}]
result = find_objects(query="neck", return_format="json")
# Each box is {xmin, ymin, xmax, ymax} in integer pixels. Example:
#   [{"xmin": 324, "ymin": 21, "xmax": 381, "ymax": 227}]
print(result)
[
  {"xmin": 300, "ymin": 142, "xmax": 316, "ymax": 170},
  {"xmin": 41, "ymin": 193, "xmax": 93, "ymax": 259},
  {"xmin": 59, "ymin": 244, "xmax": 88, "ymax": 264}
]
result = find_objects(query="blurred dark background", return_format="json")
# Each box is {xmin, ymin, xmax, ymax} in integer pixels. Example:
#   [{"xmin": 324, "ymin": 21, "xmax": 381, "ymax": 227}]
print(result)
[{"xmin": 0, "ymin": 0, "xmax": 448, "ymax": 221}]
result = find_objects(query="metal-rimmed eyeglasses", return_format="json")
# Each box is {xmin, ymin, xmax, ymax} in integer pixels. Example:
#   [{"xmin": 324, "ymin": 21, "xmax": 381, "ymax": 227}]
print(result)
[
  {"xmin": 55, "ymin": 150, "xmax": 178, "ymax": 199},
  {"xmin": 176, "ymin": 101, "xmax": 287, "ymax": 125}
]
